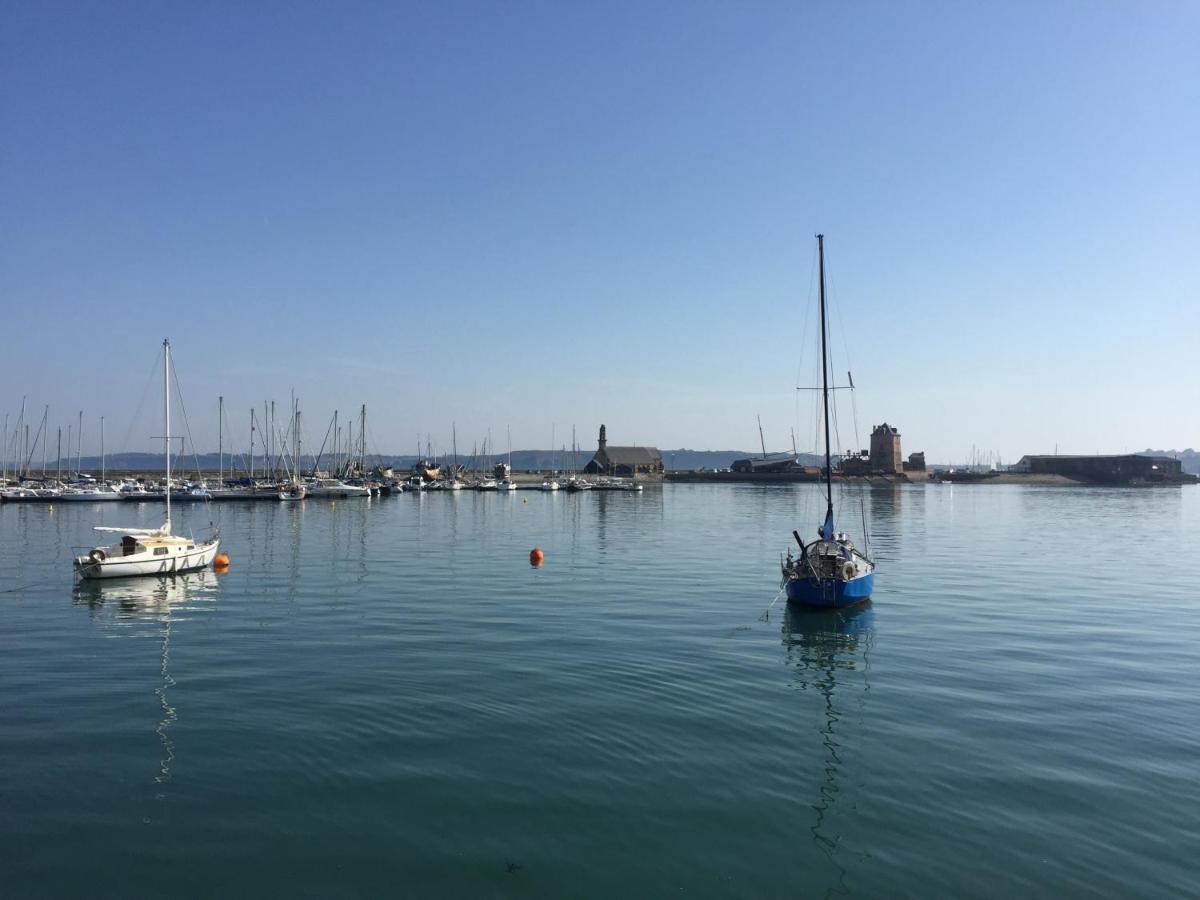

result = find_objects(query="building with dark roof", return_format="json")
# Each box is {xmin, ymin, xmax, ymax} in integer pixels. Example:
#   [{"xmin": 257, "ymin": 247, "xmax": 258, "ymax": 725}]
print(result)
[
  {"xmin": 1011, "ymin": 454, "xmax": 1183, "ymax": 483},
  {"xmin": 583, "ymin": 425, "xmax": 663, "ymax": 476}
]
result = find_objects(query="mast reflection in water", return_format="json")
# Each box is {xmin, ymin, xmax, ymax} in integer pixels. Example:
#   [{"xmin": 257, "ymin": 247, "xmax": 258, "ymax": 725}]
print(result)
[
  {"xmin": 73, "ymin": 573, "xmax": 221, "ymax": 796},
  {"xmin": 782, "ymin": 602, "xmax": 875, "ymax": 893}
]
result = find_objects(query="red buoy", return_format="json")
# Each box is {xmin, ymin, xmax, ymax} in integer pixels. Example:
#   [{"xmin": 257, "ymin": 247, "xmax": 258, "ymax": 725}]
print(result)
[{"xmin": 529, "ymin": 547, "xmax": 544, "ymax": 566}]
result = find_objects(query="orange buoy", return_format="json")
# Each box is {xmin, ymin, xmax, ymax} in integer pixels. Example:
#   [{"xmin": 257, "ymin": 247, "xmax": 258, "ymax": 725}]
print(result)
[
  {"xmin": 213, "ymin": 552, "xmax": 231, "ymax": 571},
  {"xmin": 529, "ymin": 547, "xmax": 544, "ymax": 567}
]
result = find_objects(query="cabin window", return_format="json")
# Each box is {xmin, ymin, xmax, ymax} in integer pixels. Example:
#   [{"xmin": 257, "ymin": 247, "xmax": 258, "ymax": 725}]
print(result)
[
  {"xmin": 154, "ymin": 547, "xmax": 168, "ymax": 556},
  {"xmin": 188, "ymin": 545, "xmax": 195, "ymax": 550}
]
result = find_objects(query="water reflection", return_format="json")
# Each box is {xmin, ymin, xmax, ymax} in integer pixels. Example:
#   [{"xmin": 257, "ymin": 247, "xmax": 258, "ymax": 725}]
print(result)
[
  {"xmin": 72, "ymin": 570, "xmax": 220, "ymax": 622},
  {"xmin": 73, "ymin": 574, "xmax": 221, "ymax": 796},
  {"xmin": 782, "ymin": 602, "xmax": 874, "ymax": 896}
]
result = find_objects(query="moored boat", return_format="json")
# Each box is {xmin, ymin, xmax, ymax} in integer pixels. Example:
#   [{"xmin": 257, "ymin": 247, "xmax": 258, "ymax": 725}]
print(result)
[
  {"xmin": 780, "ymin": 235, "xmax": 876, "ymax": 610},
  {"xmin": 74, "ymin": 339, "xmax": 220, "ymax": 579}
]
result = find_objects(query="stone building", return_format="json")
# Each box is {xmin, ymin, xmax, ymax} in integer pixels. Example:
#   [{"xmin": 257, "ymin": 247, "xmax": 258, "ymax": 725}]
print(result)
[
  {"xmin": 869, "ymin": 423, "xmax": 903, "ymax": 474},
  {"xmin": 583, "ymin": 425, "xmax": 663, "ymax": 476}
]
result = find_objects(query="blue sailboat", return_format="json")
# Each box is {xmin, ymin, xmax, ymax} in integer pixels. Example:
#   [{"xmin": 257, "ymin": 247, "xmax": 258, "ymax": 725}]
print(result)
[{"xmin": 781, "ymin": 235, "xmax": 876, "ymax": 609}]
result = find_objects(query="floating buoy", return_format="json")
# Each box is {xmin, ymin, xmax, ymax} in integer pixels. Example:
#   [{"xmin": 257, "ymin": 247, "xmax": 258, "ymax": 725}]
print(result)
[
  {"xmin": 47, "ymin": 505, "xmax": 53, "ymax": 512},
  {"xmin": 213, "ymin": 552, "xmax": 231, "ymax": 571},
  {"xmin": 529, "ymin": 547, "xmax": 544, "ymax": 567}
]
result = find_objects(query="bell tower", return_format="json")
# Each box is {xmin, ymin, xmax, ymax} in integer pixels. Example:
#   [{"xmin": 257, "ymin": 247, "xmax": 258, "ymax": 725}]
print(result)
[{"xmin": 598, "ymin": 424, "xmax": 607, "ymax": 453}]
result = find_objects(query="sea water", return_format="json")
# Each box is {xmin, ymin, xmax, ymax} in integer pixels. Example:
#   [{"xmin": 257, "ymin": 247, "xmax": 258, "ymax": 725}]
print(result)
[{"xmin": 1, "ymin": 484, "xmax": 1197, "ymax": 897}]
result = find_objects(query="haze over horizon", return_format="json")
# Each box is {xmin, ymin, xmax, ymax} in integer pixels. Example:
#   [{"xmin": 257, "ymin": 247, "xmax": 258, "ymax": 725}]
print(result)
[{"xmin": 3, "ymin": 2, "xmax": 1196, "ymax": 464}]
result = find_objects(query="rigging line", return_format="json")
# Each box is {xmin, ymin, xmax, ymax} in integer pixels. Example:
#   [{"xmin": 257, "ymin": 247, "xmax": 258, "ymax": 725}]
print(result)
[
  {"xmin": 793, "ymin": 240, "xmax": 820, "ymax": 453},
  {"xmin": 169, "ymin": 358, "xmax": 203, "ymax": 482},
  {"xmin": 120, "ymin": 349, "xmax": 164, "ymax": 462},
  {"xmin": 826, "ymin": 258, "xmax": 862, "ymax": 454}
]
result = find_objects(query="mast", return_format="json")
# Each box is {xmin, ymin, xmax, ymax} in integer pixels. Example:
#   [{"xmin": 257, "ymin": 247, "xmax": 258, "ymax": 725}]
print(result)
[
  {"xmin": 56, "ymin": 427, "xmax": 62, "ymax": 485},
  {"xmin": 249, "ymin": 409, "xmax": 255, "ymax": 479},
  {"xmin": 77, "ymin": 410, "xmax": 82, "ymax": 475},
  {"xmin": 758, "ymin": 415, "xmax": 767, "ymax": 460},
  {"xmin": 817, "ymin": 234, "xmax": 834, "ymax": 536},
  {"xmin": 101, "ymin": 416, "xmax": 106, "ymax": 483},
  {"xmin": 360, "ymin": 404, "xmax": 367, "ymax": 475},
  {"xmin": 218, "ymin": 396, "xmax": 224, "ymax": 487},
  {"xmin": 452, "ymin": 422, "xmax": 458, "ymax": 478},
  {"xmin": 164, "ymin": 338, "xmax": 172, "ymax": 532},
  {"xmin": 41, "ymin": 406, "xmax": 48, "ymax": 475},
  {"xmin": 293, "ymin": 396, "xmax": 300, "ymax": 485}
]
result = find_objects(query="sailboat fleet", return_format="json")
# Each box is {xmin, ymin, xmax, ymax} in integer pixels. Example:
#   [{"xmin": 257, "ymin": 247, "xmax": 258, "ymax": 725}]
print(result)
[{"xmin": 10, "ymin": 248, "xmax": 868, "ymax": 605}]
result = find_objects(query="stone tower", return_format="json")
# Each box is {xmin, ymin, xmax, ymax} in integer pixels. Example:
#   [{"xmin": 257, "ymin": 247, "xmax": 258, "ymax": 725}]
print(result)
[
  {"xmin": 869, "ymin": 423, "xmax": 903, "ymax": 474},
  {"xmin": 598, "ymin": 424, "xmax": 607, "ymax": 453}
]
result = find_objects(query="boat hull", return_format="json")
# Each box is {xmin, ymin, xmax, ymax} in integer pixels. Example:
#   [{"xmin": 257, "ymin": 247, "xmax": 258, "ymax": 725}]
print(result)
[
  {"xmin": 74, "ymin": 539, "xmax": 220, "ymax": 580},
  {"xmin": 786, "ymin": 571, "xmax": 874, "ymax": 609},
  {"xmin": 54, "ymin": 491, "xmax": 123, "ymax": 502}
]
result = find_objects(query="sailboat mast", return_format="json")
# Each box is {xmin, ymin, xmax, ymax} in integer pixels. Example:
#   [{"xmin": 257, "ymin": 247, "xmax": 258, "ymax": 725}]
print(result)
[
  {"xmin": 817, "ymin": 234, "xmax": 834, "ymax": 527},
  {"xmin": 101, "ymin": 416, "xmax": 105, "ymax": 483},
  {"xmin": 57, "ymin": 427, "xmax": 62, "ymax": 484},
  {"xmin": 164, "ymin": 338, "xmax": 171, "ymax": 530},
  {"xmin": 218, "ymin": 395, "xmax": 224, "ymax": 487},
  {"xmin": 758, "ymin": 415, "xmax": 767, "ymax": 460}
]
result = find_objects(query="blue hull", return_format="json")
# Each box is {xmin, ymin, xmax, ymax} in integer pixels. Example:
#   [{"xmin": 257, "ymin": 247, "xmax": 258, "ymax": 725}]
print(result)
[{"xmin": 786, "ymin": 571, "xmax": 874, "ymax": 609}]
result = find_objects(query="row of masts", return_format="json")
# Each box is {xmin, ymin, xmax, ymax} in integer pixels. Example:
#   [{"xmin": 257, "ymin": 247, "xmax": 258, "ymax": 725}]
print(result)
[
  {"xmin": 2, "ymin": 400, "xmax": 111, "ymax": 483},
  {"xmin": 5, "ymin": 392, "xmax": 594, "ymax": 487},
  {"xmin": 214, "ymin": 397, "xmax": 371, "ymax": 486}
]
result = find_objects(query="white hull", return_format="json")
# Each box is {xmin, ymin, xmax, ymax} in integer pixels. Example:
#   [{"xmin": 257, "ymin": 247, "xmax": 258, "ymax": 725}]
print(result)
[
  {"xmin": 56, "ymin": 490, "xmax": 124, "ymax": 502},
  {"xmin": 498, "ymin": 481, "xmax": 518, "ymax": 491},
  {"xmin": 75, "ymin": 537, "xmax": 220, "ymax": 580}
]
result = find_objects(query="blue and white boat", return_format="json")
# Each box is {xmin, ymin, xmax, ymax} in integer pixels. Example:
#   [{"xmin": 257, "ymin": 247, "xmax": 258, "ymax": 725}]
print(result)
[{"xmin": 781, "ymin": 235, "xmax": 876, "ymax": 609}]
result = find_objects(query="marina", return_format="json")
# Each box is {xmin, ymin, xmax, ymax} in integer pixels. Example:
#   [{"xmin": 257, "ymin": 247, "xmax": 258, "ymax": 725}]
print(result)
[
  {"xmin": 4, "ymin": 1, "xmax": 1197, "ymax": 895},
  {"xmin": 3, "ymin": 481, "xmax": 1198, "ymax": 895}
]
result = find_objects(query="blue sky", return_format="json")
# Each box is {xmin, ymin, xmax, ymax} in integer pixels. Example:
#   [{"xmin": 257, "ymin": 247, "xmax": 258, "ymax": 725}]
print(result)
[{"xmin": 3, "ymin": 1, "xmax": 1197, "ymax": 464}]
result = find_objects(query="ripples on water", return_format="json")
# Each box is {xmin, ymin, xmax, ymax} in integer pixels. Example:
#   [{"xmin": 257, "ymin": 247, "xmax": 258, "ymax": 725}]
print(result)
[{"xmin": 1, "ymin": 484, "xmax": 1198, "ymax": 896}]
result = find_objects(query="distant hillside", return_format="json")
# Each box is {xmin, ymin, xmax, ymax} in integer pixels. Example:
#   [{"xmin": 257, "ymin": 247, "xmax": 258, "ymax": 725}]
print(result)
[
  {"xmin": 1141, "ymin": 449, "xmax": 1199, "ymax": 476},
  {"xmin": 54, "ymin": 448, "xmax": 827, "ymax": 474}
]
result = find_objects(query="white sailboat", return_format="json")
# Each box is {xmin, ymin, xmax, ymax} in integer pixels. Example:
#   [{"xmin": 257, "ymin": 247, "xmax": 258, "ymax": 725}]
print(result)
[
  {"xmin": 74, "ymin": 339, "xmax": 221, "ymax": 579},
  {"xmin": 279, "ymin": 395, "xmax": 307, "ymax": 501},
  {"xmin": 498, "ymin": 426, "xmax": 518, "ymax": 491}
]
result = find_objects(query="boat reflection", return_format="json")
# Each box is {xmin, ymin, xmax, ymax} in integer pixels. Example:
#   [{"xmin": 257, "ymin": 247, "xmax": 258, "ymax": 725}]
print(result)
[
  {"xmin": 72, "ymin": 570, "xmax": 221, "ymax": 622},
  {"xmin": 73, "ymin": 573, "xmax": 221, "ymax": 796},
  {"xmin": 781, "ymin": 602, "xmax": 874, "ymax": 891}
]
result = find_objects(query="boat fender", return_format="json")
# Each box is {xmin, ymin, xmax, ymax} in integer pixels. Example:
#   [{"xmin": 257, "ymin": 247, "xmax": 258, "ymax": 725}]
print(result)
[
  {"xmin": 841, "ymin": 561, "xmax": 856, "ymax": 580},
  {"xmin": 90, "ymin": 549, "xmax": 107, "ymax": 564}
]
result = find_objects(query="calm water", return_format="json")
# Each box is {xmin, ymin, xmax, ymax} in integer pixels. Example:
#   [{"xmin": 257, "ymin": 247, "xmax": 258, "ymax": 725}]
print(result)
[{"xmin": 2, "ymin": 484, "xmax": 1198, "ymax": 897}]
